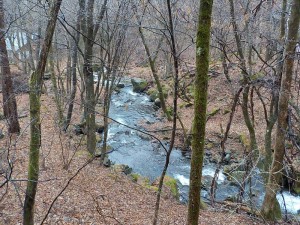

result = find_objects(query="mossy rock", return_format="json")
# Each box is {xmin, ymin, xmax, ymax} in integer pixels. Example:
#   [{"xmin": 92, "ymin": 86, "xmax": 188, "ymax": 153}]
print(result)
[
  {"xmin": 208, "ymin": 108, "xmax": 220, "ymax": 117},
  {"xmin": 223, "ymin": 109, "xmax": 231, "ymax": 115},
  {"xmin": 239, "ymin": 133, "xmax": 250, "ymax": 149},
  {"xmin": 205, "ymin": 142, "xmax": 214, "ymax": 149},
  {"xmin": 112, "ymin": 164, "xmax": 132, "ymax": 175},
  {"xmin": 131, "ymin": 78, "xmax": 148, "ymax": 93},
  {"xmin": 137, "ymin": 176, "xmax": 150, "ymax": 186},
  {"xmin": 96, "ymin": 135, "xmax": 102, "ymax": 143},
  {"xmin": 188, "ymin": 85, "xmax": 195, "ymax": 98},
  {"xmin": 152, "ymin": 176, "xmax": 179, "ymax": 200},
  {"xmin": 147, "ymin": 88, "xmax": 168, "ymax": 102},
  {"xmin": 250, "ymin": 72, "xmax": 264, "ymax": 81},
  {"xmin": 167, "ymin": 106, "xmax": 173, "ymax": 115},
  {"xmin": 75, "ymin": 150, "xmax": 92, "ymax": 158},
  {"xmin": 130, "ymin": 173, "xmax": 141, "ymax": 182}
]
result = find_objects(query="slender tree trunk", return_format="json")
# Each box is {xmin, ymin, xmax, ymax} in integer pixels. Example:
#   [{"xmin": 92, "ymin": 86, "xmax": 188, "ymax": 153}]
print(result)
[
  {"xmin": 153, "ymin": 1, "xmax": 180, "ymax": 224},
  {"xmin": 228, "ymin": 0, "xmax": 260, "ymax": 165},
  {"xmin": 261, "ymin": 0, "xmax": 300, "ymax": 221},
  {"xmin": 64, "ymin": 9, "xmax": 81, "ymax": 131},
  {"xmin": 26, "ymin": 32, "xmax": 36, "ymax": 71},
  {"xmin": 263, "ymin": 0, "xmax": 287, "ymax": 174},
  {"xmin": 49, "ymin": 48, "xmax": 64, "ymax": 126},
  {"xmin": 0, "ymin": 0, "xmax": 20, "ymax": 134},
  {"xmin": 23, "ymin": 1, "xmax": 62, "ymax": 224},
  {"xmin": 138, "ymin": 27, "xmax": 172, "ymax": 121},
  {"xmin": 187, "ymin": 1, "xmax": 213, "ymax": 224},
  {"xmin": 16, "ymin": 31, "xmax": 27, "ymax": 73},
  {"xmin": 265, "ymin": 0, "xmax": 274, "ymax": 62}
]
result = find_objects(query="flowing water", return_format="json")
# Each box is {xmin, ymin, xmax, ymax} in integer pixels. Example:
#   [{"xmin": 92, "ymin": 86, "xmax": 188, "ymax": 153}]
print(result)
[{"xmin": 106, "ymin": 78, "xmax": 300, "ymax": 217}]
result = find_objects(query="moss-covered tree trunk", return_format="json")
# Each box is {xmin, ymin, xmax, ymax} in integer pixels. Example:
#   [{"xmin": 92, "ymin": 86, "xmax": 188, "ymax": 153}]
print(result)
[
  {"xmin": 0, "ymin": 0, "xmax": 20, "ymax": 134},
  {"xmin": 23, "ymin": 1, "xmax": 62, "ymax": 224},
  {"xmin": 80, "ymin": 0, "xmax": 96, "ymax": 154},
  {"xmin": 260, "ymin": 0, "xmax": 300, "ymax": 221},
  {"xmin": 187, "ymin": 1, "xmax": 213, "ymax": 224}
]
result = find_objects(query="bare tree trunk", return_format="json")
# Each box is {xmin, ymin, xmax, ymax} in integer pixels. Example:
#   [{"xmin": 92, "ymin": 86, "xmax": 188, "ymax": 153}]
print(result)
[
  {"xmin": 228, "ymin": 0, "xmax": 260, "ymax": 165},
  {"xmin": 187, "ymin": 0, "xmax": 213, "ymax": 224},
  {"xmin": 263, "ymin": 0, "xmax": 287, "ymax": 174},
  {"xmin": 138, "ymin": 27, "xmax": 172, "ymax": 121},
  {"xmin": 0, "ymin": 0, "xmax": 20, "ymax": 134},
  {"xmin": 49, "ymin": 48, "xmax": 64, "ymax": 126},
  {"xmin": 23, "ymin": 1, "xmax": 62, "ymax": 224},
  {"xmin": 153, "ymin": 1, "xmax": 180, "ymax": 224},
  {"xmin": 25, "ymin": 32, "xmax": 36, "ymax": 71},
  {"xmin": 64, "ymin": 8, "xmax": 81, "ymax": 132},
  {"xmin": 261, "ymin": 0, "xmax": 300, "ymax": 221},
  {"xmin": 80, "ymin": 0, "xmax": 96, "ymax": 154},
  {"xmin": 16, "ymin": 31, "xmax": 27, "ymax": 73},
  {"xmin": 265, "ymin": 0, "xmax": 274, "ymax": 62},
  {"xmin": 79, "ymin": 0, "xmax": 107, "ymax": 154}
]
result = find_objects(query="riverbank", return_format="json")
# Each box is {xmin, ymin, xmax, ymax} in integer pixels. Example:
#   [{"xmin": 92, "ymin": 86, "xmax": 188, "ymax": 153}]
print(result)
[{"xmin": 0, "ymin": 77, "xmax": 271, "ymax": 224}]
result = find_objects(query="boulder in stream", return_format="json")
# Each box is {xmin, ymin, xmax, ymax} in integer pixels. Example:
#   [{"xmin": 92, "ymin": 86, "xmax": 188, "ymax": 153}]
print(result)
[
  {"xmin": 116, "ymin": 83, "xmax": 125, "ymax": 88},
  {"xmin": 74, "ymin": 122, "xmax": 105, "ymax": 135},
  {"xmin": 131, "ymin": 78, "xmax": 148, "ymax": 93},
  {"xmin": 154, "ymin": 98, "xmax": 161, "ymax": 108}
]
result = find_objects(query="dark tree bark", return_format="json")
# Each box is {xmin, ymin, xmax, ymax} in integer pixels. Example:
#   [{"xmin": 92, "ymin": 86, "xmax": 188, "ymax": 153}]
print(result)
[
  {"xmin": 63, "ymin": 7, "xmax": 81, "ymax": 132},
  {"xmin": 0, "ymin": 0, "xmax": 20, "ymax": 134},
  {"xmin": 187, "ymin": 0, "xmax": 213, "ymax": 224},
  {"xmin": 260, "ymin": 0, "xmax": 300, "ymax": 221},
  {"xmin": 23, "ymin": 1, "xmax": 62, "ymax": 224}
]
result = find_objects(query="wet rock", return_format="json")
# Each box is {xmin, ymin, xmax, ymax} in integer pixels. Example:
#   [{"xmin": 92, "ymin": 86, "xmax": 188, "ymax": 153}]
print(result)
[
  {"xmin": 131, "ymin": 78, "xmax": 148, "ymax": 93},
  {"xmin": 43, "ymin": 72, "xmax": 51, "ymax": 80},
  {"xmin": 224, "ymin": 150, "xmax": 232, "ymax": 164},
  {"xmin": 95, "ymin": 124, "xmax": 105, "ymax": 134},
  {"xmin": 74, "ymin": 122, "xmax": 104, "ymax": 135},
  {"xmin": 154, "ymin": 98, "xmax": 161, "ymax": 108},
  {"xmin": 116, "ymin": 83, "xmax": 125, "ymax": 88},
  {"xmin": 138, "ymin": 133, "xmax": 151, "ymax": 141},
  {"xmin": 201, "ymin": 175, "xmax": 214, "ymax": 190},
  {"xmin": 74, "ymin": 124, "xmax": 84, "ymax": 135},
  {"xmin": 103, "ymin": 156, "xmax": 111, "ymax": 167}
]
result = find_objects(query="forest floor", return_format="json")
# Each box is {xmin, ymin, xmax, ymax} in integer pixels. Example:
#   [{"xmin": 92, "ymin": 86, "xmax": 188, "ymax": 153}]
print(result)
[{"xmin": 0, "ymin": 64, "xmax": 297, "ymax": 224}]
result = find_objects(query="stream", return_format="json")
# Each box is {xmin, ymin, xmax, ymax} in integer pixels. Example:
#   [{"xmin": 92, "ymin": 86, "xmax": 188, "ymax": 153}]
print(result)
[{"xmin": 106, "ymin": 78, "xmax": 300, "ymax": 218}]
